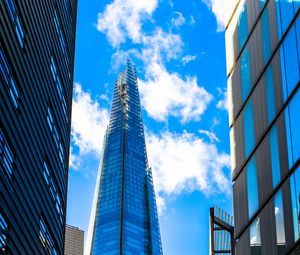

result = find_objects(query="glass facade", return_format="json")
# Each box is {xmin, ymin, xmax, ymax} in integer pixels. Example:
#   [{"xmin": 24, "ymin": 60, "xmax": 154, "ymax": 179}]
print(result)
[
  {"xmin": 247, "ymin": 159, "xmax": 259, "ymax": 218},
  {"xmin": 226, "ymin": 0, "xmax": 300, "ymax": 253},
  {"xmin": 0, "ymin": 0, "xmax": 78, "ymax": 254},
  {"xmin": 250, "ymin": 217, "xmax": 261, "ymax": 255},
  {"xmin": 89, "ymin": 61, "xmax": 162, "ymax": 255}
]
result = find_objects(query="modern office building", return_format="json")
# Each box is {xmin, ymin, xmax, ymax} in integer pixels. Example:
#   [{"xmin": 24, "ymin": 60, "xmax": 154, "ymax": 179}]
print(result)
[
  {"xmin": 86, "ymin": 60, "xmax": 162, "ymax": 255},
  {"xmin": 209, "ymin": 207, "xmax": 234, "ymax": 255},
  {"xmin": 64, "ymin": 225, "xmax": 84, "ymax": 255},
  {"xmin": 225, "ymin": 0, "xmax": 299, "ymax": 254},
  {"xmin": 0, "ymin": 0, "xmax": 77, "ymax": 254}
]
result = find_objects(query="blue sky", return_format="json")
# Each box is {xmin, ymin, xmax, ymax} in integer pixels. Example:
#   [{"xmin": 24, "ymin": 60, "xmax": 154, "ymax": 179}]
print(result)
[{"xmin": 66, "ymin": 0, "xmax": 233, "ymax": 254}]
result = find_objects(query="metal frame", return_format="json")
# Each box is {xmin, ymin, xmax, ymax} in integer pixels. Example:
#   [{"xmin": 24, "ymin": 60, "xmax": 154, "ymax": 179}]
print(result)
[{"xmin": 209, "ymin": 207, "xmax": 235, "ymax": 255}]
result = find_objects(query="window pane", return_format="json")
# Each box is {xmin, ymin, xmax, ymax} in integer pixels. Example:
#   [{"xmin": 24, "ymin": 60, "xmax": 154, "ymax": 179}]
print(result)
[
  {"xmin": 276, "ymin": 0, "xmax": 295, "ymax": 39},
  {"xmin": 270, "ymin": 126, "xmax": 281, "ymax": 188},
  {"xmin": 238, "ymin": 0, "xmax": 248, "ymax": 50},
  {"xmin": 290, "ymin": 167, "xmax": 300, "ymax": 241},
  {"xmin": 265, "ymin": 66, "xmax": 276, "ymax": 123},
  {"xmin": 241, "ymin": 47, "xmax": 251, "ymax": 102},
  {"xmin": 244, "ymin": 100, "xmax": 255, "ymax": 158},
  {"xmin": 285, "ymin": 89, "xmax": 300, "ymax": 168},
  {"xmin": 260, "ymin": 0, "xmax": 267, "ymax": 9},
  {"xmin": 296, "ymin": 16, "xmax": 300, "ymax": 70},
  {"xmin": 294, "ymin": 0, "xmax": 300, "ymax": 12},
  {"xmin": 281, "ymin": 26, "xmax": 300, "ymax": 99},
  {"xmin": 262, "ymin": 8, "xmax": 271, "ymax": 63},
  {"xmin": 247, "ymin": 159, "xmax": 259, "ymax": 218},
  {"xmin": 274, "ymin": 191, "xmax": 286, "ymax": 253},
  {"xmin": 250, "ymin": 217, "xmax": 261, "ymax": 255}
]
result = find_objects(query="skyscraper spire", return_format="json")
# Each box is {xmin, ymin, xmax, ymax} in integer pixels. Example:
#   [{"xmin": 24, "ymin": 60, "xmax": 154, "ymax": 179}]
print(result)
[{"xmin": 87, "ymin": 60, "xmax": 162, "ymax": 255}]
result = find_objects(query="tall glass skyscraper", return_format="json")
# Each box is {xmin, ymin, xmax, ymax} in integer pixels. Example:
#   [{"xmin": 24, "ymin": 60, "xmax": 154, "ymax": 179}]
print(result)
[
  {"xmin": 0, "ymin": 0, "xmax": 77, "ymax": 254},
  {"xmin": 88, "ymin": 60, "xmax": 162, "ymax": 255},
  {"xmin": 225, "ymin": 0, "xmax": 299, "ymax": 254}
]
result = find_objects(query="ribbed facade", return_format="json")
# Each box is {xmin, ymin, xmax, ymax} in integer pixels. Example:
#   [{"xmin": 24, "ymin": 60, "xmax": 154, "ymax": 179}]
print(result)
[
  {"xmin": 89, "ymin": 60, "xmax": 162, "ymax": 255},
  {"xmin": 225, "ymin": 0, "xmax": 299, "ymax": 254},
  {"xmin": 0, "ymin": 0, "xmax": 77, "ymax": 254}
]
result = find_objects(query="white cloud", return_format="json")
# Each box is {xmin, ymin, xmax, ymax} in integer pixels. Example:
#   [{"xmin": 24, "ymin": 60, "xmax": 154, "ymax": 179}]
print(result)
[
  {"xmin": 97, "ymin": 0, "xmax": 158, "ymax": 47},
  {"xmin": 134, "ymin": 29, "xmax": 212, "ymax": 123},
  {"xmin": 202, "ymin": 0, "xmax": 237, "ymax": 32},
  {"xmin": 171, "ymin": 12, "xmax": 186, "ymax": 28},
  {"xmin": 69, "ymin": 146, "xmax": 80, "ymax": 170},
  {"xmin": 199, "ymin": 130, "xmax": 220, "ymax": 142},
  {"xmin": 97, "ymin": 1, "xmax": 212, "ymax": 123},
  {"xmin": 182, "ymin": 55, "xmax": 197, "ymax": 65},
  {"xmin": 71, "ymin": 83, "xmax": 109, "ymax": 156},
  {"xmin": 139, "ymin": 63, "xmax": 212, "ymax": 123},
  {"xmin": 216, "ymin": 88, "xmax": 228, "ymax": 111},
  {"xmin": 189, "ymin": 15, "xmax": 196, "ymax": 26},
  {"xmin": 146, "ymin": 131, "xmax": 231, "ymax": 202}
]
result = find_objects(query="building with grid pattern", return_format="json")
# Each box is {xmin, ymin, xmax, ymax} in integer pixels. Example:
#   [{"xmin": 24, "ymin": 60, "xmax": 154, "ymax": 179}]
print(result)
[
  {"xmin": 0, "ymin": 0, "xmax": 77, "ymax": 254},
  {"xmin": 64, "ymin": 225, "xmax": 84, "ymax": 255},
  {"xmin": 225, "ymin": 0, "xmax": 300, "ymax": 254},
  {"xmin": 87, "ymin": 60, "xmax": 162, "ymax": 255}
]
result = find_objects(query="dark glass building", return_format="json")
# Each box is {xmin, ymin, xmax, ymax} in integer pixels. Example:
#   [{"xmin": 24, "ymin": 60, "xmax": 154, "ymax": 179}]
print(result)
[
  {"xmin": 0, "ymin": 0, "xmax": 77, "ymax": 254},
  {"xmin": 225, "ymin": 0, "xmax": 300, "ymax": 254},
  {"xmin": 88, "ymin": 60, "xmax": 162, "ymax": 255}
]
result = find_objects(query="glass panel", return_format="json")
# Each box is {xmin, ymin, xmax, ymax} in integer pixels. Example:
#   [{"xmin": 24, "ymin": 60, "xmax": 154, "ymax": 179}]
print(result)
[
  {"xmin": 262, "ymin": 8, "xmax": 271, "ymax": 63},
  {"xmin": 247, "ymin": 159, "xmax": 259, "ymax": 218},
  {"xmin": 244, "ymin": 100, "xmax": 255, "ymax": 158},
  {"xmin": 260, "ymin": 0, "xmax": 267, "ymax": 9},
  {"xmin": 270, "ymin": 126, "xmax": 281, "ymax": 188},
  {"xmin": 276, "ymin": 0, "xmax": 295, "ymax": 39},
  {"xmin": 274, "ymin": 191, "xmax": 286, "ymax": 253},
  {"xmin": 265, "ymin": 66, "xmax": 276, "ymax": 123},
  {"xmin": 290, "ymin": 167, "xmax": 300, "ymax": 241},
  {"xmin": 285, "ymin": 89, "xmax": 300, "ymax": 168},
  {"xmin": 241, "ymin": 47, "xmax": 251, "ymax": 102},
  {"xmin": 296, "ymin": 16, "xmax": 300, "ymax": 72},
  {"xmin": 281, "ymin": 26, "xmax": 300, "ymax": 99},
  {"xmin": 294, "ymin": 0, "xmax": 300, "ymax": 12},
  {"xmin": 250, "ymin": 217, "xmax": 261, "ymax": 255},
  {"xmin": 238, "ymin": 0, "xmax": 248, "ymax": 50}
]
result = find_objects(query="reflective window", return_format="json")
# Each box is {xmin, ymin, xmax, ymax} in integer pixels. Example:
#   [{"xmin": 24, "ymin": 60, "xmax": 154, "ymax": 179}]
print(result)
[
  {"xmin": 47, "ymin": 107, "xmax": 64, "ymax": 165},
  {"xmin": 238, "ymin": 1, "xmax": 248, "ymax": 50},
  {"xmin": 285, "ymin": 89, "xmax": 300, "ymax": 168},
  {"xmin": 0, "ymin": 212, "xmax": 8, "ymax": 253},
  {"xmin": 280, "ymin": 26, "xmax": 300, "ymax": 100},
  {"xmin": 54, "ymin": 10, "xmax": 66, "ymax": 55},
  {"xmin": 39, "ymin": 218, "xmax": 58, "ymax": 255},
  {"xmin": 250, "ymin": 217, "xmax": 261, "ymax": 255},
  {"xmin": 241, "ymin": 47, "xmax": 251, "ymax": 102},
  {"xmin": 270, "ymin": 126, "xmax": 281, "ymax": 188},
  {"xmin": 0, "ymin": 48, "xmax": 19, "ymax": 109},
  {"xmin": 296, "ymin": 16, "xmax": 300, "ymax": 68},
  {"xmin": 50, "ymin": 56, "xmax": 68, "ymax": 123},
  {"xmin": 43, "ymin": 161, "xmax": 62, "ymax": 222},
  {"xmin": 244, "ymin": 100, "xmax": 255, "ymax": 158},
  {"xmin": 290, "ymin": 167, "xmax": 300, "ymax": 241},
  {"xmin": 5, "ymin": 0, "xmax": 25, "ymax": 48},
  {"xmin": 261, "ymin": 8, "xmax": 271, "ymax": 63},
  {"xmin": 0, "ymin": 128, "xmax": 14, "ymax": 179},
  {"xmin": 274, "ymin": 191, "xmax": 286, "ymax": 253},
  {"xmin": 265, "ymin": 66, "xmax": 276, "ymax": 123},
  {"xmin": 260, "ymin": 0, "xmax": 267, "ymax": 9},
  {"xmin": 276, "ymin": 0, "xmax": 295, "ymax": 39},
  {"xmin": 247, "ymin": 159, "xmax": 259, "ymax": 218}
]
